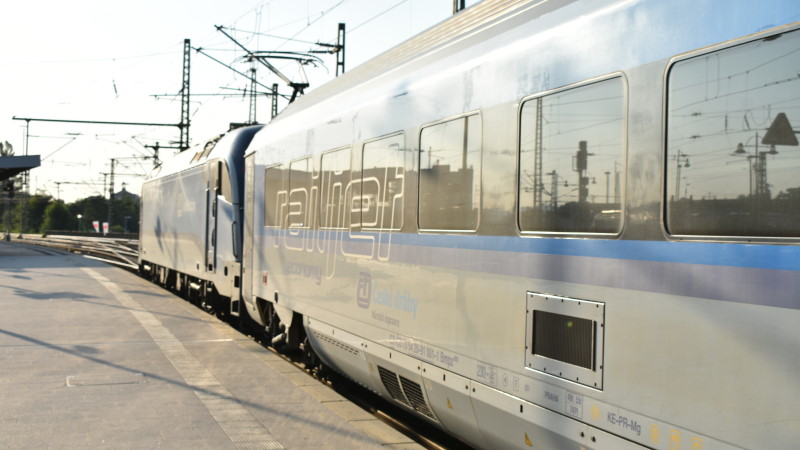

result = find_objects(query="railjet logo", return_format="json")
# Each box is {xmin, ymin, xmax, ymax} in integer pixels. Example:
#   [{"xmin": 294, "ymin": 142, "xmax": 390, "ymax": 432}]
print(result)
[{"xmin": 356, "ymin": 272, "xmax": 372, "ymax": 308}]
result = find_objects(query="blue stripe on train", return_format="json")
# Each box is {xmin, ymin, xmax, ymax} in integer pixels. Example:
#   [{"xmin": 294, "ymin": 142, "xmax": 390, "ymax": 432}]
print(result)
[
  {"xmin": 264, "ymin": 229, "xmax": 800, "ymax": 308},
  {"xmin": 268, "ymin": 229, "xmax": 800, "ymax": 272},
  {"xmin": 393, "ymin": 234, "xmax": 800, "ymax": 272}
]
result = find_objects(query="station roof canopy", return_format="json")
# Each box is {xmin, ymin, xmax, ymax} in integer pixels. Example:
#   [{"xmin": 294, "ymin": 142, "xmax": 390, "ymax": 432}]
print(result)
[{"xmin": 0, "ymin": 155, "xmax": 40, "ymax": 182}]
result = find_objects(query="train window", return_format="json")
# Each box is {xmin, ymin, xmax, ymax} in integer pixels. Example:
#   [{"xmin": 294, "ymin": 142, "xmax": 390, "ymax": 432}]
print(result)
[
  {"xmin": 419, "ymin": 114, "xmax": 481, "ymax": 231},
  {"xmin": 288, "ymin": 158, "xmax": 313, "ymax": 229},
  {"xmin": 208, "ymin": 161, "xmax": 219, "ymax": 196},
  {"xmin": 193, "ymin": 135, "xmax": 221, "ymax": 163},
  {"xmin": 362, "ymin": 134, "xmax": 406, "ymax": 231},
  {"xmin": 519, "ymin": 77, "xmax": 625, "ymax": 234},
  {"xmin": 264, "ymin": 165, "xmax": 286, "ymax": 228},
  {"xmin": 201, "ymin": 137, "xmax": 219, "ymax": 159},
  {"xmin": 320, "ymin": 148, "xmax": 351, "ymax": 230},
  {"xmin": 666, "ymin": 30, "xmax": 800, "ymax": 237},
  {"xmin": 219, "ymin": 161, "xmax": 233, "ymax": 200}
]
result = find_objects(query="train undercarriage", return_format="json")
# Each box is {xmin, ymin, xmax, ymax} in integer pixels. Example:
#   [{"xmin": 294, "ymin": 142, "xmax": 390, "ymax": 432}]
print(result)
[{"xmin": 138, "ymin": 261, "xmax": 326, "ymax": 378}]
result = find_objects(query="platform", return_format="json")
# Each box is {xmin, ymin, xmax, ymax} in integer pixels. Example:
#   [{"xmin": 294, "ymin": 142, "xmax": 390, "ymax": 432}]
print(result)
[{"xmin": 0, "ymin": 241, "xmax": 423, "ymax": 449}]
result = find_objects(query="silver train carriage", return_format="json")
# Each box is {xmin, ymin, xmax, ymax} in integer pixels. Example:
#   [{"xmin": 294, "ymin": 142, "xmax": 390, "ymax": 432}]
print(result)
[
  {"xmin": 139, "ymin": 125, "xmax": 262, "ymax": 312},
  {"xmin": 237, "ymin": 0, "xmax": 800, "ymax": 448}
]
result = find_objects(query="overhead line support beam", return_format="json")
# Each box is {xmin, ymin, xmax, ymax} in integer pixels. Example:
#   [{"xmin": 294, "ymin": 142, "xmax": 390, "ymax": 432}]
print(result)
[
  {"xmin": 179, "ymin": 39, "xmax": 191, "ymax": 152},
  {"xmin": 12, "ymin": 117, "xmax": 178, "ymax": 127},
  {"xmin": 337, "ymin": 23, "xmax": 345, "ymax": 76},
  {"xmin": 215, "ymin": 25, "xmax": 306, "ymax": 103}
]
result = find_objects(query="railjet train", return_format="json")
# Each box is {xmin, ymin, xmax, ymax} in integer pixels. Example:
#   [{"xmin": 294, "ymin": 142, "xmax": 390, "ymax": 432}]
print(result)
[{"xmin": 140, "ymin": 0, "xmax": 800, "ymax": 448}]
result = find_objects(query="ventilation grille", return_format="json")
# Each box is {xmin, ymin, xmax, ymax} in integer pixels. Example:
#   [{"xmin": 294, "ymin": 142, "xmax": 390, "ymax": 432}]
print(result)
[
  {"xmin": 533, "ymin": 310, "xmax": 595, "ymax": 370},
  {"xmin": 525, "ymin": 292, "xmax": 605, "ymax": 389},
  {"xmin": 377, "ymin": 366, "xmax": 437, "ymax": 421},
  {"xmin": 311, "ymin": 330, "xmax": 360, "ymax": 358},
  {"xmin": 378, "ymin": 366, "xmax": 410, "ymax": 406},
  {"xmin": 399, "ymin": 376, "xmax": 435, "ymax": 419}
]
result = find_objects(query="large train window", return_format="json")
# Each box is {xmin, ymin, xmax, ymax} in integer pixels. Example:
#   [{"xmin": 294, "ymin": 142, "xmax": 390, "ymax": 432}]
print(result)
[
  {"xmin": 666, "ymin": 30, "xmax": 800, "ymax": 237},
  {"xmin": 518, "ymin": 76, "xmax": 625, "ymax": 234},
  {"xmin": 264, "ymin": 165, "xmax": 286, "ymax": 228},
  {"xmin": 419, "ymin": 114, "xmax": 481, "ymax": 231},
  {"xmin": 362, "ymin": 133, "xmax": 406, "ymax": 231},
  {"xmin": 319, "ymin": 148, "xmax": 350, "ymax": 230}
]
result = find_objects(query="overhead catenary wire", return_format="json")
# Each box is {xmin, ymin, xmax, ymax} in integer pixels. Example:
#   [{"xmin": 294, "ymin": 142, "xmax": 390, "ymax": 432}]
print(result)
[
  {"xmin": 14, "ymin": 0, "xmax": 441, "ymax": 205},
  {"xmin": 349, "ymin": 0, "xmax": 409, "ymax": 34},
  {"xmin": 222, "ymin": 28, "xmax": 322, "ymax": 46},
  {"xmin": 274, "ymin": 0, "xmax": 347, "ymax": 51},
  {"xmin": 42, "ymin": 137, "xmax": 78, "ymax": 161},
  {"xmin": 191, "ymin": 46, "xmax": 292, "ymax": 100}
]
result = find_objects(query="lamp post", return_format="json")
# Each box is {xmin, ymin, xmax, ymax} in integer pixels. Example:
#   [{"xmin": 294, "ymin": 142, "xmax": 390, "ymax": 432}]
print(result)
[
  {"xmin": 673, "ymin": 150, "xmax": 690, "ymax": 200},
  {"xmin": 546, "ymin": 170, "xmax": 577, "ymax": 211},
  {"xmin": 733, "ymin": 112, "xmax": 798, "ymax": 200},
  {"xmin": 124, "ymin": 216, "xmax": 132, "ymax": 233},
  {"xmin": 77, "ymin": 214, "xmax": 82, "ymax": 232},
  {"xmin": 733, "ymin": 132, "xmax": 777, "ymax": 200}
]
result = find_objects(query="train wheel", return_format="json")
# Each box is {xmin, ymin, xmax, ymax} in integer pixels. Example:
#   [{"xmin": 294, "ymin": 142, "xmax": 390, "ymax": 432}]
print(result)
[
  {"xmin": 174, "ymin": 273, "xmax": 183, "ymax": 294},
  {"xmin": 149, "ymin": 265, "xmax": 159, "ymax": 283},
  {"xmin": 302, "ymin": 337, "xmax": 323, "ymax": 377},
  {"xmin": 165, "ymin": 269, "xmax": 176, "ymax": 291},
  {"xmin": 267, "ymin": 310, "xmax": 285, "ymax": 351},
  {"xmin": 188, "ymin": 279, "xmax": 202, "ymax": 307},
  {"xmin": 237, "ymin": 306, "xmax": 261, "ymax": 339},
  {"xmin": 201, "ymin": 283, "xmax": 217, "ymax": 314}
]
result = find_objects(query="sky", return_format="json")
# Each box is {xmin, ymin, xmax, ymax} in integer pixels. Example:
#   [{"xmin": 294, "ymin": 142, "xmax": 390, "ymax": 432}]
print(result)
[{"xmin": 0, "ymin": 0, "xmax": 476, "ymax": 203}]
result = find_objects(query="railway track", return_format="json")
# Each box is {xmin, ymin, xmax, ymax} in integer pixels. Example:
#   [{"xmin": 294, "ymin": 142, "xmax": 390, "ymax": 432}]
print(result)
[
  {"xmin": 16, "ymin": 233, "xmax": 139, "ymax": 270},
  {"xmin": 13, "ymin": 233, "xmax": 470, "ymax": 450}
]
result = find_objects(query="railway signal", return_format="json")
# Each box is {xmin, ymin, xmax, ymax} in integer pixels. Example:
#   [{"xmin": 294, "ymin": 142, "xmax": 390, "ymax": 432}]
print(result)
[{"xmin": 3, "ymin": 179, "xmax": 14, "ymax": 198}]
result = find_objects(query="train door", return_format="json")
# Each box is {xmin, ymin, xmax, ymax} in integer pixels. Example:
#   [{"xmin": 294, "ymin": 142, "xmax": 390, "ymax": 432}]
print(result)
[
  {"xmin": 241, "ymin": 153, "xmax": 256, "ymax": 312},
  {"xmin": 205, "ymin": 161, "xmax": 221, "ymax": 273}
]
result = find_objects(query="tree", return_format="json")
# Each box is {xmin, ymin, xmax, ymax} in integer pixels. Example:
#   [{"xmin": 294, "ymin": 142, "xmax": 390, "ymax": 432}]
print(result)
[
  {"xmin": 26, "ymin": 194, "xmax": 52, "ymax": 233},
  {"xmin": 4, "ymin": 193, "xmax": 54, "ymax": 233},
  {"xmin": 113, "ymin": 193, "xmax": 140, "ymax": 233},
  {"xmin": 41, "ymin": 201, "xmax": 71, "ymax": 233},
  {"xmin": 69, "ymin": 195, "xmax": 109, "ymax": 232},
  {"xmin": 0, "ymin": 141, "xmax": 14, "ymax": 157}
]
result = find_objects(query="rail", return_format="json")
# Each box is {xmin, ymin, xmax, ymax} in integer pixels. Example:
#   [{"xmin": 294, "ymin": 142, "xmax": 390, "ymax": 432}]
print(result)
[{"xmin": 14, "ymin": 233, "xmax": 139, "ymax": 270}]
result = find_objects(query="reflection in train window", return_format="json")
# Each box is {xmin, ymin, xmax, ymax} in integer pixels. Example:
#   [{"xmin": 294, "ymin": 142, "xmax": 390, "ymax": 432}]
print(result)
[
  {"xmin": 666, "ymin": 30, "xmax": 800, "ymax": 237},
  {"xmin": 319, "ymin": 148, "xmax": 351, "ymax": 230},
  {"xmin": 519, "ymin": 77, "xmax": 625, "ymax": 234},
  {"xmin": 264, "ymin": 165, "xmax": 286, "ymax": 228},
  {"xmin": 419, "ymin": 114, "xmax": 481, "ymax": 231},
  {"xmin": 362, "ymin": 134, "xmax": 406, "ymax": 231},
  {"xmin": 288, "ymin": 158, "xmax": 312, "ymax": 229}
]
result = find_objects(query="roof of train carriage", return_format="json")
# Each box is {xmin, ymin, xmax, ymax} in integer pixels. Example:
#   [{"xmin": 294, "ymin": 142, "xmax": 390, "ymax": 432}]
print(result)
[
  {"xmin": 271, "ymin": 0, "xmax": 575, "ymax": 121},
  {"xmin": 143, "ymin": 137, "xmax": 218, "ymax": 181},
  {"xmin": 145, "ymin": 125, "xmax": 262, "ymax": 181},
  {"xmin": 255, "ymin": 0, "xmax": 800, "ymax": 136}
]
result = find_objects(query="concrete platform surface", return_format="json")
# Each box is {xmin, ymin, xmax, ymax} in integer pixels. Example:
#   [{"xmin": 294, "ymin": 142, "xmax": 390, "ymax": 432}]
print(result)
[{"xmin": 0, "ymin": 241, "xmax": 423, "ymax": 449}]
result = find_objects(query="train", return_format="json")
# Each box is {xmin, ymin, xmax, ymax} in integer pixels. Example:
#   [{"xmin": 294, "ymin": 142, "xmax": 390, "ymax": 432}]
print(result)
[
  {"xmin": 139, "ymin": 0, "xmax": 800, "ymax": 448},
  {"xmin": 139, "ymin": 125, "xmax": 261, "ymax": 311}
]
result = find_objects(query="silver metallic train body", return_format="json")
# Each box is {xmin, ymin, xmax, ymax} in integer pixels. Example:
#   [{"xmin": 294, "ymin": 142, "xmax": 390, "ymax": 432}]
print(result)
[
  {"xmin": 140, "ymin": 126, "xmax": 261, "ymax": 306},
  {"xmin": 240, "ymin": 0, "xmax": 800, "ymax": 448}
]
